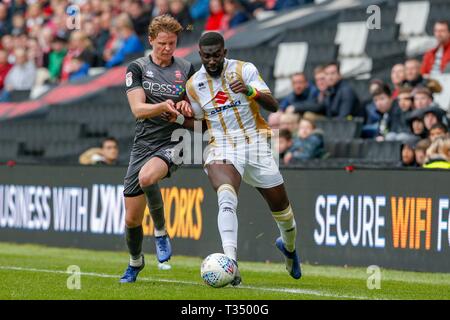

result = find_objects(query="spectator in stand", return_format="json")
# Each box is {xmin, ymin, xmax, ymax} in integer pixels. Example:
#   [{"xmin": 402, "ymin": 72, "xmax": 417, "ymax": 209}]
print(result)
[
  {"xmin": 390, "ymin": 63, "xmax": 405, "ymax": 99},
  {"xmin": 314, "ymin": 65, "xmax": 328, "ymax": 97},
  {"xmin": 170, "ymin": 0, "xmax": 193, "ymax": 31},
  {"xmin": 79, "ymin": 137, "xmax": 120, "ymax": 166},
  {"xmin": 371, "ymin": 85, "xmax": 412, "ymax": 142},
  {"xmin": 105, "ymin": 14, "xmax": 144, "ymax": 68},
  {"xmin": 414, "ymin": 138, "xmax": 431, "ymax": 166},
  {"xmin": 1, "ymin": 47, "xmax": 36, "ymax": 101},
  {"xmin": 422, "ymin": 106, "xmax": 448, "ymax": 132},
  {"xmin": 279, "ymin": 112, "xmax": 300, "ymax": 136},
  {"xmin": 284, "ymin": 118, "xmax": 325, "ymax": 164},
  {"xmin": 272, "ymin": 0, "xmax": 303, "ymax": 11},
  {"xmin": 0, "ymin": 49, "xmax": 12, "ymax": 91},
  {"xmin": 68, "ymin": 56, "xmax": 90, "ymax": 82},
  {"xmin": 11, "ymin": 14, "xmax": 26, "ymax": 37},
  {"xmin": 152, "ymin": 0, "xmax": 170, "ymax": 19},
  {"xmin": 423, "ymin": 136, "xmax": 450, "ymax": 169},
  {"xmin": 421, "ymin": 20, "xmax": 450, "ymax": 77},
  {"xmin": 205, "ymin": 0, "xmax": 225, "ymax": 31},
  {"xmin": 190, "ymin": 0, "xmax": 210, "ymax": 20},
  {"xmin": 128, "ymin": 0, "xmax": 152, "ymax": 37},
  {"xmin": 281, "ymin": 72, "xmax": 320, "ymax": 115},
  {"xmin": 323, "ymin": 61, "xmax": 360, "ymax": 119},
  {"xmin": 95, "ymin": 11, "xmax": 112, "ymax": 60},
  {"xmin": 2, "ymin": 35, "xmax": 15, "ymax": 62},
  {"xmin": 403, "ymin": 59, "xmax": 428, "ymax": 89},
  {"xmin": 25, "ymin": 3, "xmax": 44, "ymax": 33},
  {"xmin": 363, "ymin": 79, "xmax": 385, "ymax": 134},
  {"xmin": 413, "ymin": 87, "xmax": 437, "ymax": 110},
  {"xmin": 223, "ymin": 0, "xmax": 249, "ymax": 30},
  {"xmin": 60, "ymin": 31, "xmax": 96, "ymax": 81},
  {"xmin": 48, "ymin": 35, "xmax": 67, "ymax": 83},
  {"xmin": 407, "ymin": 109, "xmax": 428, "ymax": 140},
  {"xmin": 268, "ymin": 110, "xmax": 283, "ymax": 130},
  {"xmin": 429, "ymin": 123, "xmax": 449, "ymax": 142},
  {"xmin": 0, "ymin": 3, "xmax": 11, "ymax": 37},
  {"xmin": 277, "ymin": 129, "xmax": 294, "ymax": 164},
  {"xmin": 401, "ymin": 142, "xmax": 417, "ymax": 167}
]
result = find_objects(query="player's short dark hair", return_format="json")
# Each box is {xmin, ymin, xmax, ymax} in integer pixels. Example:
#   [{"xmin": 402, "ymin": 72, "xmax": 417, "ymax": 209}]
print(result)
[
  {"xmin": 199, "ymin": 32, "xmax": 224, "ymax": 48},
  {"xmin": 102, "ymin": 137, "xmax": 118, "ymax": 147},
  {"xmin": 435, "ymin": 20, "xmax": 450, "ymax": 30},
  {"xmin": 279, "ymin": 129, "xmax": 292, "ymax": 141},
  {"xmin": 430, "ymin": 122, "xmax": 448, "ymax": 133}
]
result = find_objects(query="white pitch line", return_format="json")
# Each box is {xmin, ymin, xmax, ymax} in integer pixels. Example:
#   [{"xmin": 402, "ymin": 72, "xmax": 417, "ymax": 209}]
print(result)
[{"xmin": 0, "ymin": 265, "xmax": 377, "ymax": 300}]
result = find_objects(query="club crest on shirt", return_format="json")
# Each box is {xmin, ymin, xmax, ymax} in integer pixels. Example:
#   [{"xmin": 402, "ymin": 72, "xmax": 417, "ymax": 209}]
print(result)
[
  {"xmin": 175, "ymin": 70, "xmax": 183, "ymax": 83},
  {"xmin": 126, "ymin": 72, "xmax": 132, "ymax": 87}
]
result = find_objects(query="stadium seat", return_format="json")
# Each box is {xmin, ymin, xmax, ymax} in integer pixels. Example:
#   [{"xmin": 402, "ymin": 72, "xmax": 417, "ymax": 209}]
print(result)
[
  {"xmin": 8, "ymin": 90, "xmax": 31, "ymax": 102},
  {"xmin": 362, "ymin": 140, "xmax": 402, "ymax": 162},
  {"xmin": 396, "ymin": 1, "xmax": 430, "ymax": 38},
  {"xmin": 274, "ymin": 42, "xmax": 308, "ymax": 98},
  {"xmin": 315, "ymin": 118, "xmax": 363, "ymax": 141},
  {"xmin": 0, "ymin": 140, "xmax": 19, "ymax": 161}
]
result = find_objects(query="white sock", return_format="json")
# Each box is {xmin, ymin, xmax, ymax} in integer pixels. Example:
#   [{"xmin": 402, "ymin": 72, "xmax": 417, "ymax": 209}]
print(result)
[
  {"xmin": 129, "ymin": 254, "xmax": 143, "ymax": 267},
  {"xmin": 217, "ymin": 184, "xmax": 238, "ymax": 261},
  {"xmin": 154, "ymin": 228, "xmax": 167, "ymax": 237},
  {"xmin": 272, "ymin": 205, "xmax": 297, "ymax": 252}
]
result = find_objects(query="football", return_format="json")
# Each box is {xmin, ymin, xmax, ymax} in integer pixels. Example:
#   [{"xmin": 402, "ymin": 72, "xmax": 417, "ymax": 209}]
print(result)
[{"xmin": 200, "ymin": 253, "xmax": 237, "ymax": 288}]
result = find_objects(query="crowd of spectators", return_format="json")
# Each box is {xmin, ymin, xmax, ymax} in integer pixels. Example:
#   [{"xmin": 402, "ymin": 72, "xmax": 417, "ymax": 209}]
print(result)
[
  {"xmin": 272, "ymin": 20, "xmax": 450, "ymax": 169},
  {"xmin": 0, "ymin": 0, "xmax": 312, "ymax": 101}
]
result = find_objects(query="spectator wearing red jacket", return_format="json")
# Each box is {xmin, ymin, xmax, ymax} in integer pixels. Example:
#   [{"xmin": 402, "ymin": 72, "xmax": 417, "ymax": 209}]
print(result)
[
  {"xmin": 0, "ymin": 49, "xmax": 12, "ymax": 90},
  {"xmin": 421, "ymin": 20, "xmax": 450, "ymax": 77}
]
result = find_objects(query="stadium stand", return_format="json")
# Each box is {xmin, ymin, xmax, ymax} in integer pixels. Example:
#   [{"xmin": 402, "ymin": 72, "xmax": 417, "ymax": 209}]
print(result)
[{"xmin": 0, "ymin": 0, "xmax": 449, "ymax": 169}]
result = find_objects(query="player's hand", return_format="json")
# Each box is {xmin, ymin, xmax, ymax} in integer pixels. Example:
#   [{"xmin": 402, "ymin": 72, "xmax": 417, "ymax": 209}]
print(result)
[
  {"xmin": 176, "ymin": 100, "xmax": 193, "ymax": 117},
  {"xmin": 161, "ymin": 99, "xmax": 180, "ymax": 122},
  {"xmin": 229, "ymin": 79, "xmax": 249, "ymax": 95}
]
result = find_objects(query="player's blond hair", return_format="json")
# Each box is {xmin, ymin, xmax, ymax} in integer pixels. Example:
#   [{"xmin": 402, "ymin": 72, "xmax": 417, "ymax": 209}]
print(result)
[{"xmin": 148, "ymin": 14, "xmax": 183, "ymax": 39}]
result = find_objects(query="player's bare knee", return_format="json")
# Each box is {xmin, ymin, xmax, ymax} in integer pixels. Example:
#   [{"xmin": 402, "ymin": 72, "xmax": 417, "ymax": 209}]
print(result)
[
  {"xmin": 138, "ymin": 171, "xmax": 159, "ymax": 188},
  {"xmin": 125, "ymin": 215, "xmax": 142, "ymax": 228}
]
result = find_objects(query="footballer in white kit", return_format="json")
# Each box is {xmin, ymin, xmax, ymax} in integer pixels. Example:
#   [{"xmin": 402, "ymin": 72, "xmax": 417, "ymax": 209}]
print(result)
[{"xmin": 178, "ymin": 32, "xmax": 301, "ymax": 285}]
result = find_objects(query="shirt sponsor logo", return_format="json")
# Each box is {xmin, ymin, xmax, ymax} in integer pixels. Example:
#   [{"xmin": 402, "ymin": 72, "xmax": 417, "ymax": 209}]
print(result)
[
  {"xmin": 213, "ymin": 91, "xmax": 229, "ymax": 105},
  {"xmin": 142, "ymin": 81, "xmax": 185, "ymax": 96},
  {"xmin": 210, "ymin": 100, "xmax": 241, "ymax": 116}
]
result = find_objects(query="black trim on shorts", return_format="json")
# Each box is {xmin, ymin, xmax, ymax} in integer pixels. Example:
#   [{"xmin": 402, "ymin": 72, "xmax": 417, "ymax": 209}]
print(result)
[
  {"xmin": 153, "ymin": 154, "xmax": 172, "ymax": 177},
  {"xmin": 123, "ymin": 190, "xmax": 145, "ymax": 197}
]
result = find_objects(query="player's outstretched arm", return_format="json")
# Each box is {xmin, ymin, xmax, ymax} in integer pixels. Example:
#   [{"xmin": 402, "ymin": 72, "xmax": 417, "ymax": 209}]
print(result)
[
  {"xmin": 127, "ymin": 88, "xmax": 179, "ymax": 119},
  {"xmin": 229, "ymin": 79, "xmax": 279, "ymax": 112}
]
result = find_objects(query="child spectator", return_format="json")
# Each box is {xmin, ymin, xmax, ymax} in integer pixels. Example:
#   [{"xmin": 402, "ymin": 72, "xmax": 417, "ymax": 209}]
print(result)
[
  {"xmin": 401, "ymin": 142, "xmax": 417, "ymax": 167},
  {"xmin": 279, "ymin": 112, "xmax": 300, "ymax": 136},
  {"xmin": 285, "ymin": 118, "xmax": 325, "ymax": 163},
  {"xmin": 277, "ymin": 129, "xmax": 294, "ymax": 163},
  {"xmin": 48, "ymin": 35, "xmax": 67, "ymax": 83},
  {"xmin": 414, "ymin": 138, "xmax": 431, "ymax": 166},
  {"xmin": 423, "ymin": 137, "xmax": 450, "ymax": 169},
  {"xmin": 429, "ymin": 123, "xmax": 449, "ymax": 142}
]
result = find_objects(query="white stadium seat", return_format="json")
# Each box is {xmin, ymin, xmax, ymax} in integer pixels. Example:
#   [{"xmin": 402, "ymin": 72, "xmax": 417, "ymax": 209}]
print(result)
[
  {"xmin": 396, "ymin": 1, "xmax": 436, "ymax": 56},
  {"xmin": 273, "ymin": 42, "xmax": 308, "ymax": 98},
  {"xmin": 334, "ymin": 21, "xmax": 372, "ymax": 78},
  {"xmin": 396, "ymin": 1, "xmax": 430, "ymax": 39},
  {"xmin": 335, "ymin": 21, "xmax": 368, "ymax": 57}
]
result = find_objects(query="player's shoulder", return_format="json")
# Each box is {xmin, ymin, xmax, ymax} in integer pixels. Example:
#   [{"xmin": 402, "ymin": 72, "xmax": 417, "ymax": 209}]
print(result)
[
  {"xmin": 173, "ymin": 56, "xmax": 194, "ymax": 74},
  {"xmin": 127, "ymin": 56, "xmax": 147, "ymax": 71}
]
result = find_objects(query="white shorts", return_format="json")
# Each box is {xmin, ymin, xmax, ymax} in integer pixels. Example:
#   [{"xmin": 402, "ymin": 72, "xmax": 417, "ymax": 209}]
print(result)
[{"xmin": 204, "ymin": 139, "xmax": 284, "ymax": 189}]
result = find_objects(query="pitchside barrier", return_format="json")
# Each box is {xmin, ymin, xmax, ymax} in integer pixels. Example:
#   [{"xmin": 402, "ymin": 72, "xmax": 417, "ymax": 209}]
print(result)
[{"xmin": 0, "ymin": 165, "xmax": 449, "ymax": 272}]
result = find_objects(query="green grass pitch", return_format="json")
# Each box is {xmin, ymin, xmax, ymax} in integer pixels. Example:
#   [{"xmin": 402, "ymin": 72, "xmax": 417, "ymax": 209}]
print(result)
[{"xmin": 0, "ymin": 242, "xmax": 449, "ymax": 300}]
